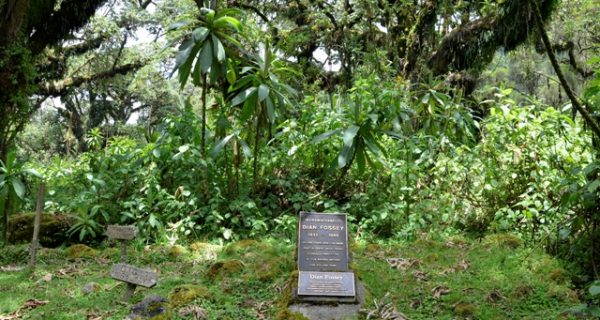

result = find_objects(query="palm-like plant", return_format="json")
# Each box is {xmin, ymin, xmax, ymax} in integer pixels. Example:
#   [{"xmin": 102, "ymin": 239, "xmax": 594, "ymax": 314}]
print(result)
[
  {"xmin": 171, "ymin": 7, "xmax": 242, "ymax": 155},
  {"xmin": 227, "ymin": 41, "xmax": 298, "ymax": 189},
  {"xmin": 0, "ymin": 151, "xmax": 40, "ymax": 244}
]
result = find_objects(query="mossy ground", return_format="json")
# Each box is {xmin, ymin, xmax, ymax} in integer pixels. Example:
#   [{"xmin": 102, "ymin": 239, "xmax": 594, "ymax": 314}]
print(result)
[{"xmin": 0, "ymin": 234, "xmax": 580, "ymax": 319}]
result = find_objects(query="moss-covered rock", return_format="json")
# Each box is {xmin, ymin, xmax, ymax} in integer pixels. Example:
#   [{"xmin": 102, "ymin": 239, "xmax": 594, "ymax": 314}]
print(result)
[
  {"xmin": 513, "ymin": 284, "xmax": 533, "ymax": 298},
  {"xmin": 66, "ymin": 244, "xmax": 98, "ymax": 259},
  {"xmin": 546, "ymin": 285, "xmax": 579, "ymax": 302},
  {"xmin": 548, "ymin": 268, "xmax": 568, "ymax": 283},
  {"xmin": 169, "ymin": 284, "xmax": 210, "ymax": 307},
  {"xmin": 8, "ymin": 212, "xmax": 74, "ymax": 247},
  {"xmin": 224, "ymin": 239, "xmax": 261, "ymax": 255},
  {"xmin": 453, "ymin": 302, "xmax": 476, "ymax": 316},
  {"xmin": 81, "ymin": 282, "xmax": 101, "ymax": 295},
  {"xmin": 130, "ymin": 295, "xmax": 171, "ymax": 319},
  {"xmin": 254, "ymin": 259, "xmax": 280, "ymax": 281},
  {"xmin": 207, "ymin": 259, "xmax": 244, "ymax": 277},
  {"xmin": 483, "ymin": 233, "xmax": 523, "ymax": 249},
  {"xmin": 167, "ymin": 245, "xmax": 187, "ymax": 259},
  {"xmin": 365, "ymin": 243, "xmax": 381, "ymax": 254},
  {"xmin": 189, "ymin": 242, "xmax": 211, "ymax": 252}
]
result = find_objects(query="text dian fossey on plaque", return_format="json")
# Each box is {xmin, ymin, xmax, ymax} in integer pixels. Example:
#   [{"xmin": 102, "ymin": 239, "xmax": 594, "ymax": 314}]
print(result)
[{"xmin": 297, "ymin": 212, "xmax": 356, "ymax": 298}]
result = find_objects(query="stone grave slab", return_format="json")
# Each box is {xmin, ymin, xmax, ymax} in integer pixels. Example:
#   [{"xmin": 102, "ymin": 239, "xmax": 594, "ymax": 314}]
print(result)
[{"xmin": 297, "ymin": 212, "xmax": 349, "ymax": 272}]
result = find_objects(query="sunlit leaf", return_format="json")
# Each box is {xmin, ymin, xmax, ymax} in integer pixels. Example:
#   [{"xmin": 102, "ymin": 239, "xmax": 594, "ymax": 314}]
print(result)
[
  {"xmin": 211, "ymin": 134, "xmax": 235, "ymax": 158},
  {"xmin": 343, "ymin": 126, "xmax": 360, "ymax": 146},
  {"xmin": 11, "ymin": 177, "xmax": 25, "ymax": 199},
  {"xmin": 312, "ymin": 129, "xmax": 342, "ymax": 144}
]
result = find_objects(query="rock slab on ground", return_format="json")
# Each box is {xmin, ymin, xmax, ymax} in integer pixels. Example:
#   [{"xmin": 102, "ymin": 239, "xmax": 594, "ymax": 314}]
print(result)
[{"xmin": 288, "ymin": 281, "xmax": 366, "ymax": 320}]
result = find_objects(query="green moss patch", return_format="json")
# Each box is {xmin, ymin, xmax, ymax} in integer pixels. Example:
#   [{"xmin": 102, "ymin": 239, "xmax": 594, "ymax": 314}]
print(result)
[
  {"xmin": 8, "ymin": 212, "xmax": 73, "ymax": 247},
  {"xmin": 169, "ymin": 284, "xmax": 210, "ymax": 307},
  {"xmin": 207, "ymin": 259, "xmax": 245, "ymax": 278},
  {"xmin": 66, "ymin": 244, "xmax": 98, "ymax": 259}
]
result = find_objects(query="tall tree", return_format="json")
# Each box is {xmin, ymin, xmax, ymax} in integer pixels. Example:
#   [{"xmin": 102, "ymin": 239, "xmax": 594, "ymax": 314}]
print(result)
[{"xmin": 0, "ymin": 0, "xmax": 146, "ymax": 161}]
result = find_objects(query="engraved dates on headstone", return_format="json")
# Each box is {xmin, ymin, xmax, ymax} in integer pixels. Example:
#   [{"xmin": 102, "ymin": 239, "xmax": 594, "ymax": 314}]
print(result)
[
  {"xmin": 106, "ymin": 225, "xmax": 138, "ymax": 240},
  {"xmin": 297, "ymin": 271, "xmax": 356, "ymax": 297},
  {"xmin": 110, "ymin": 263, "xmax": 158, "ymax": 288},
  {"xmin": 297, "ymin": 212, "xmax": 349, "ymax": 272}
]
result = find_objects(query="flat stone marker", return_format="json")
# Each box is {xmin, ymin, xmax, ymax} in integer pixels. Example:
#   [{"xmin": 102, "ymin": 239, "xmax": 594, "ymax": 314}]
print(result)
[
  {"xmin": 111, "ymin": 263, "xmax": 158, "ymax": 302},
  {"xmin": 298, "ymin": 212, "xmax": 349, "ymax": 272},
  {"xmin": 297, "ymin": 212, "xmax": 355, "ymax": 300},
  {"xmin": 106, "ymin": 225, "xmax": 137, "ymax": 240},
  {"xmin": 297, "ymin": 271, "xmax": 355, "ymax": 297}
]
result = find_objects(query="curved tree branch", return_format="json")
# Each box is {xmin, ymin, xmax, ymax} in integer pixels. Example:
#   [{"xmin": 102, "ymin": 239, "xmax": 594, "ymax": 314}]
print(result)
[
  {"xmin": 37, "ymin": 61, "xmax": 145, "ymax": 96},
  {"xmin": 533, "ymin": 1, "xmax": 600, "ymax": 140}
]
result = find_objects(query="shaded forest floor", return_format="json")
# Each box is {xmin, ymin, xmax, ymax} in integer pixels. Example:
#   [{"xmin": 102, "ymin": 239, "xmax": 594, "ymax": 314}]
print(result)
[{"xmin": 0, "ymin": 234, "xmax": 581, "ymax": 319}]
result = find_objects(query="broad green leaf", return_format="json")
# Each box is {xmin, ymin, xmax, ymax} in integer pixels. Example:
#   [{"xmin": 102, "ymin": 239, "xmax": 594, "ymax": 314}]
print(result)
[
  {"xmin": 258, "ymin": 84, "xmax": 270, "ymax": 102},
  {"xmin": 167, "ymin": 20, "xmax": 191, "ymax": 31},
  {"xmin": 231, "ymin": 74, "xmax": 255, "ymax": 91},
  {"xmin": 356, "ymin": 146, "xmax": 366, "ymax": 174},
  {"xmin": 24, "ymin": 168, "xmax": 42, "ymax": 178},
  {"xmin": 382, "ymin": 130, "xmax": 403, "ymax": 140},
  {"xmin": 312, "ymin": 129, "xmax": 342, "ymax": 144},
  {"xmin": 177, "ymin": 144, "xmax": 190, "ymax": 153},
  {"xmin": 173, "ymin": 39, "xmax": 194, "ymax": 73},
  {"xmin": 587, "ymin": 180, "xmax": 600, "ymax": 192},
  {"xmin": 192, "ymin": 27, "xmax": 209, "ymax": 43},
  {"xmin": 231, "ymin": 86, "xmax": 257, "ymax": 106},
  {"xmin": 338, "ymin": 140, "xmax": 355, "ymax": 168},
  {"xmin": 191, "ymin": 50, "xmax": 203, "ymax": 86},
  {"xmin": 590, "ymin": 285, "xmax": 600, "ymax": 296},
  {"xmin": 201, "ymin": 8, "xmax": 215, "ymax": 21},
  {"xmin": 6, "ymin": 150, "xmax": 16, "ymax": 172},
  {"xmin": 265, "ymin": 96, "xmax": 275, "ymax": 123},
  {"xmin": 11, "ymin": 177, "xmax": 25, "ymax": 199},
  {"xmin": 212, "ymin": 34, "xmax": 226, "ymax": 62},
  {"xmin": 149, "ymin": 214, "xmax": 158, "ymax": 228},
  {"xmin": 239, "ymin": 139, "xmax": 252, "ymax": 158},
  {"xmin": 226, "ymin": 60, "xmax": 236, "ymax": 84},
  {"xmin": 179, "ymin": 42, "xmax": 201, "ymax": 88},
  {"xmin": 208, "ymin": 60, "xmax": 221, "ymax": 84},
  {"xmin": 343, "ymin": 126, "xmax": 360, "ymax": 146},
  {"xmin": 215, "ymin": 32, "xmax": 242, "ymax": 49},
  {"xmin": 241, "ymin": 99, "xmax": 254, "ymax": 121},
  {"xmin": 211, "ymin": 134, "xmax": 235, "ymax": 158},
  {"xmin": 199, "ymin": 41, "xmax": 213, "ymax": 73},
  {"xmin": 214, "ymin": 16, "xmax": 241, "ymax": 31},
  {"xmin": 363, "ymin": 135, "xmax": 383, "ymax": 157}
]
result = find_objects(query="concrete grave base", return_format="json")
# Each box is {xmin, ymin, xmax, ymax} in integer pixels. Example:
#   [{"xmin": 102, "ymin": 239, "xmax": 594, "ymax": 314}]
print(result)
[{"xmin": 288, "ymin": 281, "xmax": 366, "ymax": 320}]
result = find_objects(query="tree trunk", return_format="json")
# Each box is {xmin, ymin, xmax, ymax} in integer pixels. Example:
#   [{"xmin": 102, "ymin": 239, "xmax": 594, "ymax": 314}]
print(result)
[
  {"xmin": 3, "ymin": 193, "xmax": 12, "ymax": 245},
  {"xmin": 29, "ymin": 183, "xmax": 45, "ymax": 268},
  {"xmin": 253, "ymin": 120, "xmax": 260, "ymax": 192},
  {"xmin": 201, "ymin": 74, "xmax": 208, "ymax": 156}
]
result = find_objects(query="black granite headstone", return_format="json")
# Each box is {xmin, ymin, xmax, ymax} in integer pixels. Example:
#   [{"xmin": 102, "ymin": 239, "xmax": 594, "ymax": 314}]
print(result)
[{"xmin": 296, "ymin": 212, "xmax": 356, "ymax": 300}]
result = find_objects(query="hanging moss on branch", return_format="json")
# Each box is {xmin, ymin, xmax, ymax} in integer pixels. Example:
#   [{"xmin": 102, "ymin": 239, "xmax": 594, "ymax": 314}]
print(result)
[{"xmin": 428, "ymin": 0, "xmax": 560, "ymax": 75}]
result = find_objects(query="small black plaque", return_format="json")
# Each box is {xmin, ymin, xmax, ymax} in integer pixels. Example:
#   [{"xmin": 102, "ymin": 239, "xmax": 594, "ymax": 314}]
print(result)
[
  {"xmin": 297, "ymin": 271, "xmax": 355, "ymax": 297},
  {"xmin": 298, "ymin": 212, "xmax": 349, "ymax": 272}
]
